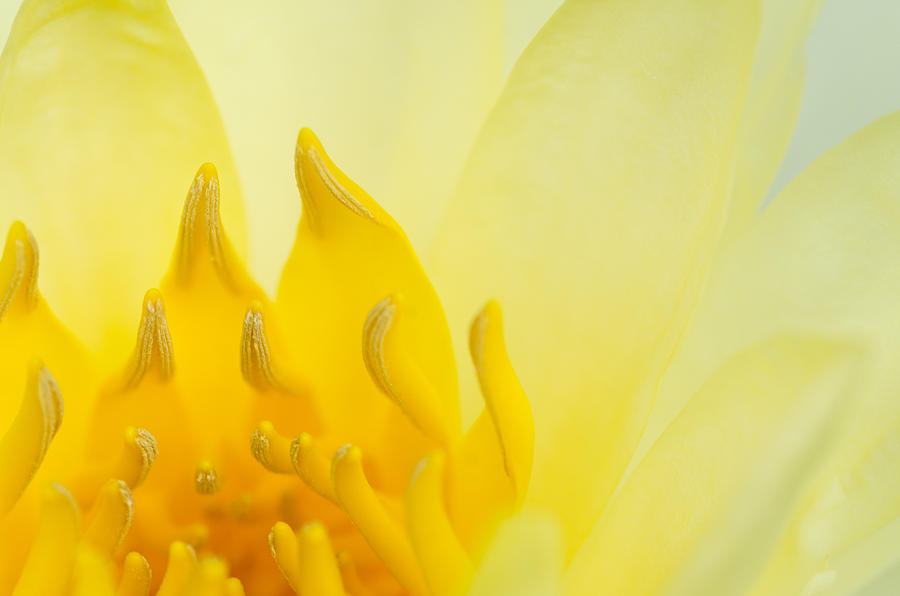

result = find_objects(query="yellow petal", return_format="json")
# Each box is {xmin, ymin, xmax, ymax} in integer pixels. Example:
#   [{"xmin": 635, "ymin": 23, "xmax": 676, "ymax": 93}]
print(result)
[
  {"xmin": 12, "ymin": 483, "xmax": 81, "ymax": 596},
  {"xmin": 648, "ymin": 111, "xmax": 900, "ymax": 593},
  {"xmin": 278, "ymin": 130, "xmax": 457, "ymax": 490},
  {"xmin": 0, "ymin": 361, "xmax": 63, "ymax": 514},
  {"xmin": 0, "ymin": 0, "xmax": 245, "ymax": 357},
  {"xmin": 432, "ymin": 0, "xmax": 762, "ymax": 555},
  {"xmin": 565, "ymin": 337, "xmax": 857, "ymax": 596},
  {"xmin": 466, "ymin": 513, "xmax": 561, "ymax": 596},
  {"xmin": 167, "ymin": 0, "xmax": 505, "ymax": 289},
  {"xmin": 720, "ymin": 0, "xmax": 820, "ymax": 241}
]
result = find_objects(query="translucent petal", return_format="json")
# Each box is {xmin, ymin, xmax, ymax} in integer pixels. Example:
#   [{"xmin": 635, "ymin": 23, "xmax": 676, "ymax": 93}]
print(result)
[
  {"xmin": 466, "ymin": 513, "xmax": 561, "ymax": 596},
  {"xmin": 720, "ymin": 0, "xmax": 819, "ymax": 240},
  {"xmin": 645, "ymin": 112, "xmax": 900, "ymax": 593},
  {"xmin": 565, "ymin": 337, "xmax": 858, "ymax": 596},
  {"xmin": 167, "ymin": 0, "xmax": 506, "ymax": 290},
  {"xmin": 0, "ymin": 0, "xmax": 245, "ymax": 357},
  {"xmin": 432, "ymin": 0, "xmax": 762, "ymax": 554}
]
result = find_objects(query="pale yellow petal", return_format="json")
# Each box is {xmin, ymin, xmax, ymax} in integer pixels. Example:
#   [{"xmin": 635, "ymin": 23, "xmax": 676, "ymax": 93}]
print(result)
[
  {"xmin": 0, "ymin": 0, "xmax": 244, "ymax": 358},
  {"xmin": 432, "ymin": 0, "xmax": 762, "ymax": 555},
  {"xmin": 720, "ymin": 0, "xmax": 820, "ymax": 241},
  {"xmin": 646, "ymin": 111, "xmax": 900, "ymax": 593},
  {"xmin": 466, "ymin": 513, "xmax": 561, "ymax": 596},
  {"xmin": 565, "ymin": 337, "xmax": 857, "ymax": 596},
  {"xmin": 167, "ymin": 0, "xmax": 505, "ymax": 290}
]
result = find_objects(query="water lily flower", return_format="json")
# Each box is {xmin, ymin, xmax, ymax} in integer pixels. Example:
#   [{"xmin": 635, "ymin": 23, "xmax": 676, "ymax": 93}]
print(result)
[{"xmin": 0, "ymin": 0, "xmax": 898, "ymax": 595}]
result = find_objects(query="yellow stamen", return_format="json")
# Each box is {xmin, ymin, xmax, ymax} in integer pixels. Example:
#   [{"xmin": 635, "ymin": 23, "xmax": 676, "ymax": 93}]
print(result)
[
  {"xmin": 71, "ymin": 547, "xmax": 116, "ymax": 596},
  {"xmin": 84, "ymin": 479, "xmax": 134, "ymax": 557},
  {"xmin": 114, "ymin": 427, "xmax": 158, "ymax": 489},
  {"xmin": 0, "ymin": 361, "xmax": 63, "ymax": 514},
  {"xmin": 0, "ymin": 221, "xmax": 39, "ymax": 321},
  {"xmin": 268, "ymin": 522, "xmax": 302, "ymax": 594},
  {"xmin": 290, "ymin": 432, "xmax": 337, "ymax": 503},
  {"xmin": 194, "ymin": 461, "xmax": 221, "ymax": 495},
  {"xmin": 224, "ymin": 578, "xmax": 246, "ymax": 596},
  {"xmin": 116, "ymin": 552, "xmax": 150, "ymax": 596},
  {"xmin": 362, "ymin": 295, "xmax": 455, "ymax": 446},
  {"xmin": 173, "ymin": 163, "xmax": 232, "ymax": 287},
  {"xmin": 249, "ymin": 421, "xmax": 293, "ymax": 474},
  {"xmin": 407, "ymin": 452, "xmax": 473, "ymax": 596},
  {"xmin": 469, "ymin": 300, "xmax": 534, "ymax": 502},
  {"xmin": 296, "ymin": 522, "xmax": 345, "ymax": 596},
  {"xmin": 156, "ymin": 542, "xmax": 197, "ymax": 596},
  {"xmin": 332, "ymin": 444, "xmax": 428, "ymax": 596},
  {"xmin": 12, "ymin": 483, "xmax": 81, "ymax": 596},
  {"xmin": 185, "ymin": 557, "xmax": 228, "ymax": 594},
  {"xmin": 336, "ymin": 551, "xmax": 374, "ymax": 596},
  {"xmin": 241, "ymin": 303, "xmax": 283, "ymax": 391},
  {"xmin": 124, "ymin": 289, "xmax": 174, "ymax": 388}
]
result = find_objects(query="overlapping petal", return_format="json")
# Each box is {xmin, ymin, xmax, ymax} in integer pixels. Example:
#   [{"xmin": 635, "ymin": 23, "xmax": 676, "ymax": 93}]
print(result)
[
  {"xmin": 566, "ymin": 337, "xmax": 857, "ymax": 595},
  {"xmin": 432, "ymin": 0, "xmax": 764, "ymax": 555},
  {"xmin": 167, "ymin": 0, "xmax": 508, "ymax": 290},
  {"xmin": 0, "ymin": 0, "xmax": 245, "ymax": 358},
  {"xmin": 644, "ymin": 111, "xmax": 900, "ymax": 595}
]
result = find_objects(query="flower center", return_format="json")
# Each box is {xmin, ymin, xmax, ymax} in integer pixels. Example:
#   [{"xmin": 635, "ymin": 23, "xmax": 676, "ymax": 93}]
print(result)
[{"xmin": 1, "ymin": 129, "xmax": 534, "ymax": 596}]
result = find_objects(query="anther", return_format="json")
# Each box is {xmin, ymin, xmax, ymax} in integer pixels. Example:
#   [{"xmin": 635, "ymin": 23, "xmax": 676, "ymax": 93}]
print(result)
[
  {"xmin": 0, "ymin": 221, "xmax": 40, "ymax": 321},
  {"xmin": 115, "ymin": 427, "xmax": 158, "ymax": 489},
  {"xmin": 249, "ymin": 421, "xmax": 293, "ymax": 474},
  {"xmin": 124, "ymin": 289, "xmax": 174, "ymax": 388},
  {"xmin": 0, "ymin": 361, "xmax": 64, "ymax": 514},
  {"xmin": 173, "ymin": 164, "xmax": 230, "ymax": 284},
  {"xmin": 83, "ymin": 479, "xmax": 134, "ymax": 557},
  {"xmin": 241, "ymin": 302, "xmax": 282, "ymax": 391},
  {"xmin": 194, "ymin": 461, "xmax": 221, "ymax": 495}
]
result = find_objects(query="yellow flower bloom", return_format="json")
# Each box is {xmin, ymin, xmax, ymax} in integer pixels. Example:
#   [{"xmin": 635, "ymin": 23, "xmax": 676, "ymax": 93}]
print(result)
[{"xmin": 0, "ymin": 0, "xmax": 899, "ymax": 595}]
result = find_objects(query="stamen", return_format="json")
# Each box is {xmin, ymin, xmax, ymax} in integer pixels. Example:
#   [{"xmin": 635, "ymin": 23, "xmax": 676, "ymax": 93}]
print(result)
[
  {"xmin": 290, "ymin": 432, "xmax": 337, "ymax": 503},
  {"xmin": 295, "ymin": 522, "xmax": 345, "ymax": 596},
  {"xmin": 194, "ymin": 460, "xmax": 221, "ymax": 495},
  {"xmin": 157, "ymin": 541, "xmax": 198, "ymax": 596},
  {"xmin": 406, "ymin": 453, "xmax": 472, "ymax": 596},
  {"xmin": 114, "ymin": 427, "xmax": 158, "ymax": 489},
  {"xmin": 124, "ymin": 289, "xmax": 174, "ymax": 388},
  {"xmin": 337, "ymin": 551, "xmax": 374, "ymax": 596},
  {"xmin": 72, "ymin": 545, "xmax": 117, "ymax": 594},
  {"xmin": 332, "ymin": 444, "xmax": 428, "ymax": 596},
  {"xmin": 0, "ymin": 361, "xmax": 64, "ymax": 514},
  {"xmin": 173, "ymin": 163, "xmax": 231, "ymax": 286},
  {"xmin": 362, "ymin": 295, "xmax": 454, "ymax": 446},
  {"xmin": 269, "ymin": 521, "xmax": 302, "ymax": 594},
  {"xmin": 294, "ymin": 128, "xmax": 389, "ymax": 232},
  {"xmin": 117, "ymin": 551, "xmax": 151, "ymax": 596},
  {"xmin": 184, "ymin": 557, "xmax": 229, "ymax": 593},
  {"xmin": 0, "ymin": 221, "xmax": 39, "ymax": 321},
  {"xmin": 225, "ymin": 578, "xmax": 247, "ymax": 596},
  {"xmin": 12, "ymin": 483, "xmax": 80, "ymax": 594},
  {"xmin": 249, "ymin": 421, "xmax": 293, "ymax": 474},
  {"xmin": 469, "ymin": 300, "xmax": 534, "ymax": 502},
  {"xmin": 241, "ymin": 303, "xmax": 283, "ymax": 391},
  {"xmin": 83, "ymin": 479, "xmax": 134, "ymax": 557}
]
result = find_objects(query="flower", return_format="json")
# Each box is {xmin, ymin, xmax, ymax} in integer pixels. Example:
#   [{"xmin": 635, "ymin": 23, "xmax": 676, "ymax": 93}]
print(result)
[{"xmin": 0, "ymin": 0, "xmax": 899, "ymax": 595}]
